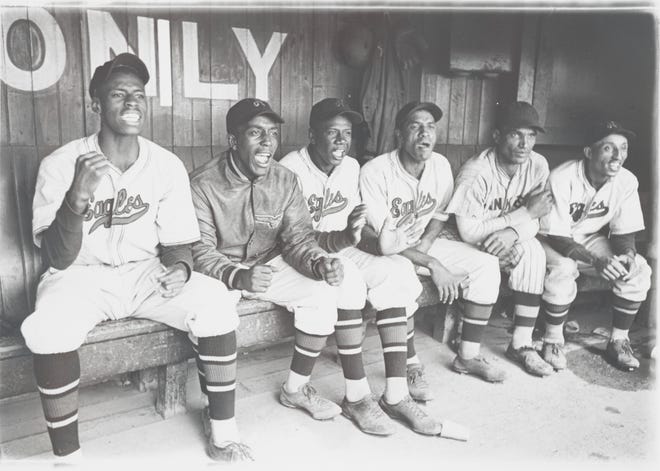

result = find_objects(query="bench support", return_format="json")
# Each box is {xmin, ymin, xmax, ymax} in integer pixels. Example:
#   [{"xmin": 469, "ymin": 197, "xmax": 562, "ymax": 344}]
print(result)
[{"xmin": 155, "ymin": 360, "xmax": 188, "ymax": 419}]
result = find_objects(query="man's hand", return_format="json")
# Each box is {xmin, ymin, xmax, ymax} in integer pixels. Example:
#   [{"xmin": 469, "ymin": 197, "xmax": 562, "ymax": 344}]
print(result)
[
  {"xmin": 235, "ymin": 264, "xmax": 278, "ymax": 293},
  {"xmin": 525, "ymin": 187, "xmax": 554, "ymax": 219},
  {"xmin": 593, "ymin": 256, "xmax": 629, "ymax": 282},
  {"xmin": 154, "ymin": 264, "xmax": 188, "ymax": 298},
  {"xmin": 67, "ymin": 152, "xmax": 110, "ymax": 213},
  {"xmin": 498, "ymin": 246, "xmax": 523, "ymax": 271},
  {"xmin": 615, "ymin": 253, "xmax": 638, "ymax": 281},
  {"xmin": 343, "ymin": 204, "xmax": 368, "ymax": 246},
  {"xmin": 429, "ymin": 263, "xmax": 470, "ymax": 304},
  {"xmin": 378, "ymin": 213, "xmax": 427, "ymax": 255},
  {"xmin": 482, "ymin": 228, "xmax": 519, "ymax": 257},
  {"xmin": 317, "ymin": 257, "xmax": 344, "ymax": 286}
]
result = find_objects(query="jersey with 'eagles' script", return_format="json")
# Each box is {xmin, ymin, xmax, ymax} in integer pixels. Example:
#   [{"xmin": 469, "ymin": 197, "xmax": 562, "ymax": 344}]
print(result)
[
  {"xmin": 33, "ymin": 134, "xmax": 200, "ymax": 267},
  {"xmin": 279, "ymin": 147, "xmax": 359, "ymax": 231},
  {"xmin": 539, "ymin": 159, "xmax": 644, "ymax": 244},
  {"xmin": 359, "ymin": 150, "xmax": 453, "ymax": 236}
]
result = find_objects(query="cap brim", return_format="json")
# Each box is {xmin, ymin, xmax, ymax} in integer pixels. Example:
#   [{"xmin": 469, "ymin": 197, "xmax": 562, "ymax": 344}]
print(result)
[
  {"xmin": 410, "ymin": 103, "xmax": 443, "ymax": 122},
  {"xmin": 338, "ymin": 110, "xmax": 364, "ymax": 125},
  {"xmin": 257, "ymin": 111, "xmax": 285, "ymax": 124}
]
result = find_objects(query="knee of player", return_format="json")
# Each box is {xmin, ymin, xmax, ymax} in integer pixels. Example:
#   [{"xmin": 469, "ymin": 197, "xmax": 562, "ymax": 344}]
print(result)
[
  {"xmin": 631, "ymin": 254, "xmax": 652, "ymax": 287},
  {"xmin": 21, "ymin": 312, "xmax": 82, "ymax": 354},
  {"xmin": 548, "ymin": 255, "xmax": 578, "ymax": 276}
]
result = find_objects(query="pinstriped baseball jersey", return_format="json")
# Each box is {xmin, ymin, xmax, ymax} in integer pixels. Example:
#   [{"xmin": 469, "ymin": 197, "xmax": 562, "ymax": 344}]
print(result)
[
  {"xmin": 446, "ymin": 147, "xmax": 549, "ymax": 222},
  {"xmin": 33, "ymin": 133, "xmax": 200, "ymax": 267},
  {"xmin": 279, "ymin": 146, "xmax": 360, "ymax": 231},
  {"xmin": 539, "ymin": 159, "xmax": 645, "ymax": 244},
  {"xmin": 359, "ymin": 150, "xmax": 454, "ymax": 235}
]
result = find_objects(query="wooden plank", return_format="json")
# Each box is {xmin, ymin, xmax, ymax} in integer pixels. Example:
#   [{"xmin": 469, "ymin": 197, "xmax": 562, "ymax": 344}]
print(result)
[
  {"xmin": 531, "ymin": 15, "xmax": 554, "ymax": 141},
  {"xmin": 53, "ymin": 8, "xmax": 85, "ymax": 144},
  {"xmin": 32, "ymin": 7, "xmax": 62, "ymax": 148},
  {"xmin": 191, "ymin": 13, "xmax": 211, "ymax": 150},
  {"xmin": 445, "ymin": 144, "xmax": 476, "ymax": 178},
  {"xmin": 434, "ymin": 75, "xmax": 451, "ymax": 145},
  {"xmin": 191, "ymin": 146, "xmax": 212, "ymax": 170},
  {"xmin": 127, "ymin": 8, "xmax": 153, "ymax": 141},
  {"xmin": 173, "ymin": 146, "xmax": 193, "ymax": 173},
  {"xmin": 279, "ymin": 10, "xmax": 313, "ymax": 152},
  {"xmin": 209, "ymin": 10, "xmax": 244, "ymax": 153},
  {"xmin": 447, "ymin": 76, "xmax": 467, "ymax": 145},
  {"xmin": 156, "ymin": 361, "xmax": 188, "ymax": 418},
  {"xmin": 517, "ymin": 14, "xmax": 540, "ymax": 103},
  {"xmin": 170, "ymin": 13, "xmax": 192, "ymax": 147},
  {"xmin": 478, "ymin": 77, "xmax": 499, "ymax": 145},
  {"xmin": 312, "ymin": 11, "xmax": 340, "ymax": 103},
  {"xmin": 150, "ymin": 10, "xmax": 174, "ymax": 149},
  {"xmin": 3, "ymin": 7, "xmax": 37, "ymax": 146},
  {"xmin": 0, "ymin": 81, "xmax": 8, "ymax": 145},
  {"xmin": 463, "ymin": 76, "xmax": 481, "ymax": 145}
]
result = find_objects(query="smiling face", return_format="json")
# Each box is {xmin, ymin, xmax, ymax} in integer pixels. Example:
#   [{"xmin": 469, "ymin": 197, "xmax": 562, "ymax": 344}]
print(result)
[
  {"xmin": 584, "ymin": 133, "xmax": 629, "ymax": 184},
  {"xmin": 230, "ymin": 115, "xmax": 279, "ymax": 180},
  {"xmin": 309, "ymin": 115, "xmax": 353, "ymax": 174},
  {"xmin": 94, "ymin": 70, "xmax": 147, "ymax": 136},
  {"xmin": 396, "ymin": 109, "xmax": 437, "ymax": 164},
  {"xmin": 493, "ymin": 127, "xmax": 538, "ymax": 166}
]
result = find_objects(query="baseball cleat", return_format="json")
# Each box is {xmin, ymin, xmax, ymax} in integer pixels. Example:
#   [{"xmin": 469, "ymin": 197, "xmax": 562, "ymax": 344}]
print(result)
[
  {"xmin": 341, "ymin": 394, "xmax": 396, "ymax": 436},
  {"xmin": 605, "ymin": 338, "xmax": 640, "ymax": 371},
  {"xmin": 201, "ymin": 407, "xmax": 254, "ymax": 462},
  {"xmin": 451, "ymin": 354, "xmax": 507, "ymax": 383},
  {"xmin": 541, "ymin": 342, "xmax": 568, "ymax": 371},
  {"xmin": 279, "ymin": 382, "xmax": 341, "ymax": 420},
  {"xmin": 506, "ymin": 344, "xmax": 554, "ymax": 377},
  {"xmin": 378, "ymin": 395, "xmax": 442, "ymax": 436},
  {"xmin": 407, "ymin": 363, "xmax": 434, "ymax": 402}
]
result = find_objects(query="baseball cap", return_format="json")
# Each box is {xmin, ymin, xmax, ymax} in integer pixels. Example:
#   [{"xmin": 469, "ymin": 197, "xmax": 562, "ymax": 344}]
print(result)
[
  {"xmin": 226, "ymin": 98, "xmax": 284, "ymax": 134},
  {"xmin": 89, "ymin": 53, "xmax": 149, "ymax": 98},
  {"xmin": 309, "ymin": 98, "xmax": 363, "ymax": 127},
  {"xmin": 395, "ymin": 101, "xmax": 443, "ymax": 130},
  {"xmin": 496, "ymin": 101, "xmax": 545, "ymax": 133},
  {"xmin": 586, "ymin": 120, "xmax": 636, "ymax": 145}
]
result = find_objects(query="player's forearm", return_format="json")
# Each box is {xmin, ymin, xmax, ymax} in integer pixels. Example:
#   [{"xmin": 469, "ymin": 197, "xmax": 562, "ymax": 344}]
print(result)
[
  {"xmin": 356, "ymin": 224, "xmax": 380, "ymax": 255},
  {"xmin": 543, "ymin": 235, "xmax": 596, "ymax": 264},
  {"xmin": 610, "ymin": 233, "xmax": 637, "ymax": 257},
  {"xmin": 39, "ymin": 196, "xmax": 85, "ymax": 270},
  {"xmin": 160, "ymin": 243, "xmax": 193, "ymax": 281},
  {"xmin": 191, "ymin": 241, "xmax": 244, "ymax": 287},
  {"xmin": 400, "ymin": 247, "xmax": 442, "ymax": 271},
  {"xmin": 315, "ymin": 230, "xmax": 352, "ymax": 253},
  {"xmin": 454, "ymin": 215, "xmax": 509, "ymax": 245},
  {"xmin": 511, "ymin": 219, "xmax": 540, "ymax": 242}
]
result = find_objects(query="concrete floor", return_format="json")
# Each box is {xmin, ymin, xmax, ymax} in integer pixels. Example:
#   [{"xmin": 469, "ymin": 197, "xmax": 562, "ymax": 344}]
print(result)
[{"xmin": 1, "ymin": 300, "xmax": 657, "ymax": 470}]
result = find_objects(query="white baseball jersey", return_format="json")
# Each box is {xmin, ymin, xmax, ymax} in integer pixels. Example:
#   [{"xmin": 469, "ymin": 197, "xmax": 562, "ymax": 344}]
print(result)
[
  {"xmin": 446, "ymin": 147, "xmax": 549, "ymax": 242},
  {"xmin": 539, "ymin": 159, "xmax": 644, "ymax": 244},
  {"xmin": 359, "ymin": 150, "xmax": 454, "ymax": 236},
  {"xmin": 279, "ymin": 147, "xmax": 360, "ymax": 231},
  {"xmin": 33, "ymin": 133, "xmax": 200, "ymax": 267}
]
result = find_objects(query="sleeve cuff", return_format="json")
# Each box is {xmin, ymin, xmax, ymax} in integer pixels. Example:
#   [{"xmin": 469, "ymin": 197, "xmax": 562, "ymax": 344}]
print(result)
[
  {"xmin": 221, "ymin": 265, "xmax": 244, "ymax": 289},
  {"xmin": 57, "ymin": 196, "xmax": 86, "ymax": 232},
  {"xmin": 505, "ymin": 207, "xmax": 533, "ymax": 227}
]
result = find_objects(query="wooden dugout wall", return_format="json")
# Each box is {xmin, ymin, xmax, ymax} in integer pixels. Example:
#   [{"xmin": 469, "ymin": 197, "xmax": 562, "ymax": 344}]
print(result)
[{"xmin": 0, "ymin": 7, "xmax": 511, "ymax": 331}]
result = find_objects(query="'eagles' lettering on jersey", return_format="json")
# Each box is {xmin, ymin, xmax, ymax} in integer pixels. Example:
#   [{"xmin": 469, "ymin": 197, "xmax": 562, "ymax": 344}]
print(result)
[
  {"xmin": 307, "ymin": 189, "xmax": 348, "ymax": 222},
  {"xmin": 487, "ymin": 194, "xmax": 525, "ymax": 212},
  {"xmin": 390, "ymin": 192, "xmax": 437, "ymax": 223},
  {"xmin": 85, "ymin": 189, "xmax": 150, "ymax": 234},
  {"xmin": 569, "ymin": 200, "xmax": 609, "ymax": 222}
]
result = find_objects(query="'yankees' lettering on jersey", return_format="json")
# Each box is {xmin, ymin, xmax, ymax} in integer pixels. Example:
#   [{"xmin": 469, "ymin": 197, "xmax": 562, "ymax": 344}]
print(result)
[
  {"xmin": 359, "ymin": 150, "xmax": 453, "ymax": 236},
  {"xmin": 446, "ymin": 147, "xmax": 549, "ymax": 220},
  {"xmin": 540, "ymin": 159, "xmax": 645, "ymax": 243},
  {"xmin": 33, "ymin": 134, "xmax": 200, "ymax": 267},
  {"xmin": 280, "ymin": 147, "xmax": 360, "ymax": 231}
]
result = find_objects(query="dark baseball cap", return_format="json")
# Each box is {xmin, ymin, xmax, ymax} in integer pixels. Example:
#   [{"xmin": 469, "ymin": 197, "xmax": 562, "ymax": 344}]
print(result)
[
  {"xmin": 89, "ymin": 53, "xmax": 149, "ymax": 98},
  {"xmin": 586, "ymin": 120, "xmax": 636, "ymax": 145},
  {"xmin": 496, "ymin": 101, "xmax": 545, "ymax": 133},
  {"xmin": 226, "ymin": 98, "xmax": 284, "ymax": 134},
  {"xmin": 395, "ymin": 101, "xmax": 443, "ymax": 130},
  {"xmin": 309, "ymin": 98, "xmax": 363, "ymax": 127}
]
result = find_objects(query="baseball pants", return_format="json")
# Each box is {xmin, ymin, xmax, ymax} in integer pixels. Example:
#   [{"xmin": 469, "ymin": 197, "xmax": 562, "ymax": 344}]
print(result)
[
  {"xmin": 505, "ymin": 238, "xmax": 546, "ymax": 295},
  {"xmin": 416, "ymin": 239, "xmax": 501, "ymax": 305},
  {"xmin": 541, "ymin": 233, "xmax": 652, "ymax": 306},
  {"xmin": 335, "ymin": 247, "xmax": 422, "ymax": 315},
  {"xmin": 238, "ymin": 255, "xmax": 339, "ymax": 336},
  {"xmin": 21, "ymin": 257, "xmax": 240, "ymax": 354}
]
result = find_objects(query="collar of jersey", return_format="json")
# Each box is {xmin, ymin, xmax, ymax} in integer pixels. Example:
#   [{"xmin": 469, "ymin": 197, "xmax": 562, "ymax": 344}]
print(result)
[
  {"xmin": 300, "ymin": 146, "xmax": 338, "ymax": 182},
  {"xmin": 87, "ymin": 133, "xmax": 147, "ymax": 177},
  {"xmin": 578, "ymin": 158, "xmax": 612, "ymax": 193},
  {"xmin": 393, "ymin": 149, "xmax": 427, "ymax": 183},
  {"xmin": 488, "ymin": 147, "xmax": 527, "ymax": 182},
  {"xmin": 227, "ymin": 150, "xmax": 261, "ymax": 183}
]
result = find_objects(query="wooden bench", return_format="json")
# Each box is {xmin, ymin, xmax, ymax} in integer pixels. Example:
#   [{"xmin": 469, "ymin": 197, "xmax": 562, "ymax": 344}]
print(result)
[{"xmin": 0, "ymin": 273, "xmax": 609, "ymax": 419}]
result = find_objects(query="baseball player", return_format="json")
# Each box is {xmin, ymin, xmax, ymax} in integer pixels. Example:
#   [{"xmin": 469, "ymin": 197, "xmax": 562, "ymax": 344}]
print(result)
[
  {"xmin": 190, "ymin": 98, "xmax": 348, "ymax": 434},
  {"xmin": 20, "ymin": 53, "xmax": 252, "ymax": 462},
  {"xmin": 539, "ymin": 121, "xmax": 652, "ymax": 371},
  {"xmin": 446, "ymin": 101, "xmax": 555, "ymax": 377},
  {"xmin": 360, "ymin": 101, "xmax": 505, "ymax": 383},
  {"xmin": 281, "ymin": 98, "xmax": 444, "ymax": 436}
]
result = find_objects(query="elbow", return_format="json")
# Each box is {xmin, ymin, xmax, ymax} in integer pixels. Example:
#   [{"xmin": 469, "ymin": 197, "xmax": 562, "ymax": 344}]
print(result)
[{"xmin": 455, "ymin": 223, "xmax": 481, "ymax": 245}]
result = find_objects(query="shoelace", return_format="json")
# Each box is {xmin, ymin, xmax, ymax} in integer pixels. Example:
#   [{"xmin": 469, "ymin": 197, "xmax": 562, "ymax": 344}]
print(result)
[
  {"xmin": 301, "ymin": 384, "xmax": 326, "ymax": 406},
  {"xmin": 402, "ymin": 397, "xmax": 428, "ymax": 420},
  {"xmin": 226, "ymin": 443, "xmax": 255, "ymax": 461},
  {"xmin": 619, "ymin": 340, "xmax": 635, "ymax": 356}
]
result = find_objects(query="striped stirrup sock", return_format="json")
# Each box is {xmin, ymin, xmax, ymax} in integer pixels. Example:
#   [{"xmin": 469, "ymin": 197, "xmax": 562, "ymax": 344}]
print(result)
[
  {"xmin": 290, "ymin": 329, "xmax": 328, "ymax": 377},
  {"xmin": 197, "ymin": 332, "xmax": 238, "ymax": 420},
  {"xmin": 612, "ymin": 295, "xmax": 642, "ymax": 331},
  {"xmin": 376, "ymin": 308, "xmax": 407, "ymax": 378},
  {"xmin": 33, "ymin": 351, "xmax": 81, "ymax": 456},
  {"xmin": 335, "ymin": 309, "xmax": 366, "ymax": 380}
]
